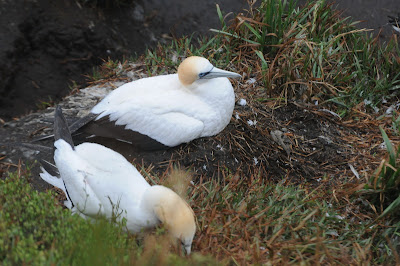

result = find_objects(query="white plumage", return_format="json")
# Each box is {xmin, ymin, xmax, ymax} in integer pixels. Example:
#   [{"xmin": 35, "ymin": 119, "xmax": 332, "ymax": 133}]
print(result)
[
  {"xmin": 42, "ymin": 140, "xmax": 154, "ymax": 227},
  {"xmin": 82, "ymin": 56, "xmax": 241, "ymax": 148},
  {"xmin": 40, "ymin": 106, "xmax": 196, "ymax": 254}
]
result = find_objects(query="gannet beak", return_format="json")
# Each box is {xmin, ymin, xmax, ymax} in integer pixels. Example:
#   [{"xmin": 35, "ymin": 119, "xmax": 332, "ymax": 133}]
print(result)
[
  {"xmin": 200, "ymin": 67, "xmax": 241, "ymax": 79},
  {"xmin": 184, "ymin": 244, "xmax": 191, "ymax": 255}
]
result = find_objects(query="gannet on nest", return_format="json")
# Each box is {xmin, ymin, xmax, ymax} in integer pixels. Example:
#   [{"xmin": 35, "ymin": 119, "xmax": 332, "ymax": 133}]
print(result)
[
  {"xmin": 40, "ymin": 106, "xmax": 196, "ymax": 254},
  {"xmin": 63, "ymin": 56, "xmax": 241, "ymax": 150}
]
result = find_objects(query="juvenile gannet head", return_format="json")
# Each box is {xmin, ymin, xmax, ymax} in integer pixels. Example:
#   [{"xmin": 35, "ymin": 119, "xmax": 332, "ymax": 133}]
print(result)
[
  {"xmin": 178, "ymin": 56, "xmax": 241, "ymax": 86},
  {"xmin": 145, "ymin": 186, "xmax": 196, "ymax": 254}
]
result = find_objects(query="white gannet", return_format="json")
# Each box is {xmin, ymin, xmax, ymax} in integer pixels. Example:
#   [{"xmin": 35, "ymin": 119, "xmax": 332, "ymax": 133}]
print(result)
[
  {"xmin": 65, "ymin": 56, "xmax": 241, "ymax": 150},
  {"xmin": 40, "ymin": 106, "xmax": 196, "ymax": 254}
]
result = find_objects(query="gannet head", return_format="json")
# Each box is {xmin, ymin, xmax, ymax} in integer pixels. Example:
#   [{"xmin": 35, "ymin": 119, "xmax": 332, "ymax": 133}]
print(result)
[
  {"xmin": 177, "ymin": 56, "xmax": 241, "ymax": 86},
  {"xmin": 147, "ymin": 186, "xmax": 196, "ymax": 255}
]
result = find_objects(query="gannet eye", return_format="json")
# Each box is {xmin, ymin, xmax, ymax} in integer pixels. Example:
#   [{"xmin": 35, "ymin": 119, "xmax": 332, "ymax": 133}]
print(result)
[{"xmin": 198, "ymin": 67, "xmax": 214, "ymax": 79}]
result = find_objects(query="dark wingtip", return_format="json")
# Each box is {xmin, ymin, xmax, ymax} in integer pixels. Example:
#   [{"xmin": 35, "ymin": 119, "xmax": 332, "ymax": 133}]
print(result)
[
  {"xmin": 54, "ymin": 106, "xmax": 74, "ymax": 148},
  {"xmin": 39, "ymin": 159, "xmax": 60, "ymax": 177}
]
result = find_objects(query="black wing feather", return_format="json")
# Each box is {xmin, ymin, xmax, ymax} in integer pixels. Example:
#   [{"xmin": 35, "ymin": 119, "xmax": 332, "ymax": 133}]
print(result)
[{"xmin": 81, "ymin": 115, "xmax": 169, "ymax": 151}]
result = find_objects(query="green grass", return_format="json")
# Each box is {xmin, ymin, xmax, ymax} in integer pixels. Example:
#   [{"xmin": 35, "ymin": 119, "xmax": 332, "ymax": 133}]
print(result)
[
  {"xmin": 141, "ymin": 0, "xmax": 400, "ymax": 115},
  {"xmin": 363, "ymin": 126, "xmax": 400, "ymax": 218},
  {"xmin": 0, "ymin": 169, "xmax": 136, "ymax": 265},
  {"xmin": 36, "ymin": 96, "xmax": 55, "ymax": 110}
]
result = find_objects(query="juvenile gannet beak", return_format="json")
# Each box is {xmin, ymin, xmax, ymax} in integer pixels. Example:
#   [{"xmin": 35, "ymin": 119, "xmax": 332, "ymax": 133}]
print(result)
[{"xmin": 200, "ymin": 67, "xmax": 241, "ymax": 79}]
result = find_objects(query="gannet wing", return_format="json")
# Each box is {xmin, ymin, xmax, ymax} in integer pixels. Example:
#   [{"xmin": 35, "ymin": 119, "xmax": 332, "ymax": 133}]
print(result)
[
  {"xmin": 52, "ymin": 135, "xmax": 150, "ymax": 218},
  {"xmin": 83, "ymin": 110, "xmax": 205, "ymax": 149},
  {"xmin": 39, "ymin": 159, "xmax": 59, "ymax": 177},
  {"xmin": 81, "ymin": 116, "xmax": 169, "ymax": 150},
  {"xmin": 69, "ymin": 113, "xmax": 98, "ymax": 133},
  {"xmin": 73, "ymin": 142, "xmax": 151, "ymax": 212},
  {"xmin": 53, "ymin": 140, "xmax": 104, "ymax": 216},
  {"xmin": 90, "ymin": 95, "xmax": 209, "ymax": 147},
  {"xmin": 31, "ymin": 113, "xmax": 98, "ymax": 143}
]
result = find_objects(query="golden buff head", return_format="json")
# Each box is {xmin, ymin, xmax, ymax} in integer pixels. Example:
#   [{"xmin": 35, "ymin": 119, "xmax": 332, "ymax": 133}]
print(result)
[
  {"xmin": 177, "ymin": 56, "xmax": 241, "ymax": 86},
  {"xmin": 150, "ymin": 186, "xmax": 196, "ymax": 254}
]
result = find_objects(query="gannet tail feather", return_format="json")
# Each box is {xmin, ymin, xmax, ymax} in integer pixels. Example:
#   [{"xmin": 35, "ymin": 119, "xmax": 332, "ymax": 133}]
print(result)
[
  {"xmin": 39, "ymin": 159, "xmax": 59, "ymax": 177},
  {"xmin": 69, "ymin": 112, "xmax": 98, "ymax": 133},
  {"xmin": 38, "ymin": 106, "xmax": 75, "ymax": 210},
  {"xmin": 32, "ymin": 112, "xmax": 97, "ymax": 143},
  {"xmin": 54, "ymin": 106, "xmax": 75, "ymax": 149}
]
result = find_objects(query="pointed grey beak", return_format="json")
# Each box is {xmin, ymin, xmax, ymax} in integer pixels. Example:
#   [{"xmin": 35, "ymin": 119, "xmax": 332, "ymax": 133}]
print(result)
[
  {"xmin": 183, "ymin": 244, "xmax": 191, "ymax": 255},
  {"xmin": 200, "ymin": 67, "xmax": 241, "ymax": 79}
]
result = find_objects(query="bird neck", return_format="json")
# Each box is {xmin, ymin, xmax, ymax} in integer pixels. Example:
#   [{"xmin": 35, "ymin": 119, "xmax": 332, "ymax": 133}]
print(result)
[
  {"xmin": 190, "ymin": 78, "xmax": 234, "ymax": 109},
  {"xmin": 141, "ymin": 186, "xmax": 195, "ymax": 239},
  {"xmin": 141, "ymin": 186, "xmax": 177, "ymax": 224}
]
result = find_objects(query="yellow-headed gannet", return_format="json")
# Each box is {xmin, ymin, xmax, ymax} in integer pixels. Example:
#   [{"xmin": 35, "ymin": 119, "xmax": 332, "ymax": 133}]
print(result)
[
  {"xmin": 40, "ymin": 106, "xmax": 196, "ymax": 254},
  {"xmin": 67, "ymin": 56, "xmax": 241, "ymax": 150}
]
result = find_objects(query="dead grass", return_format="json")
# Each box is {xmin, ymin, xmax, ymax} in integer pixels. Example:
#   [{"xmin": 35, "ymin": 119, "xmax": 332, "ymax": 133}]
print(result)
[{"xmin": 144, "ymin": 164, "xmax": 394, "ymax": 264}]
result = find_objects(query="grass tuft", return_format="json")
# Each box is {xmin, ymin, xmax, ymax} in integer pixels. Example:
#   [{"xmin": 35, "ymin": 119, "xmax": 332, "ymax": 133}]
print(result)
[
  {"xmin": 363, "ymin": 126, "xmax": 400, "ymax": 219},
  {"xmin": 189, "ymin": 174, "xmax": 385, "ymax": 264},
  {"xmin": 141, "ymin": 0, "xmax": 400, "ymax": 115}
]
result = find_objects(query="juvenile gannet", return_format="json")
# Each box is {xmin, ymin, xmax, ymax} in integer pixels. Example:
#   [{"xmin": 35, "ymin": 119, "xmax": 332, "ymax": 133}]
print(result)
[
  {"xmin": 65, "ymin": 56, "xmax": 241, "ymax": 150},
  {"xmin": 40, "ymin": 106, "xmax": 196, "ymax": 254}
]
